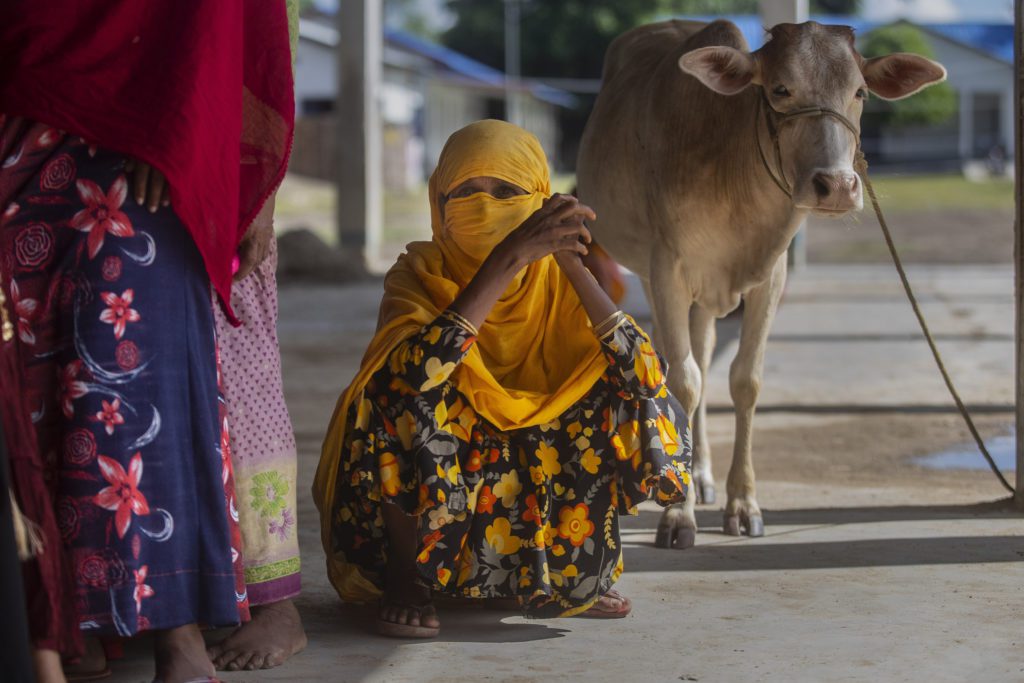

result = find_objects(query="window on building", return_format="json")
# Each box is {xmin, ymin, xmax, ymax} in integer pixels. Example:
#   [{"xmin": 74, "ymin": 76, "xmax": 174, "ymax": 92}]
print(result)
[
  {"xmin": 302, "ymin": 98, "xmax": 335, "ymax": 115},
  {"xmin": 972, "ymin": 93, "xmax": 1002, "ymax": 157},
  {"xmin": 484, "ymin": 97, "xmax": 506, "ymax": 121}
]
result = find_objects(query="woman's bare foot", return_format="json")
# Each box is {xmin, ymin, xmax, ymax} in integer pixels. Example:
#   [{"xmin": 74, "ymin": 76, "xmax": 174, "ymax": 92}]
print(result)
[
  {"xmin": 62, "ymin": 636, "xmax": 108, "ymax": 681},
  {"xmin": 578, "ymin": 589, "xmax": 632, "ymax": 618},
  {"xmin": 207, "ymin": 599, "xmax": 307, "ymax": 671},
  {"xmin": 33, "ymin": 649, "xmax": 67, "ymax": 683},
  {"xmin": 377, "ymin": 560, "xmax": 440, "ymax": 636},
  {"xmin": 376, "ymin": 503, "xmax": 440, "ymax": 636},
  {"xmin": 153, "ymin": 623, "xmax": 214, "ymax": 683}
]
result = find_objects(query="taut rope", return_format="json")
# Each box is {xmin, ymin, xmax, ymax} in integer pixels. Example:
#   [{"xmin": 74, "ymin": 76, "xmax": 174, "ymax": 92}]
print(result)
[{"xmin": 756, "ymin": 89, "xmax": 1015, "ymax": 494}]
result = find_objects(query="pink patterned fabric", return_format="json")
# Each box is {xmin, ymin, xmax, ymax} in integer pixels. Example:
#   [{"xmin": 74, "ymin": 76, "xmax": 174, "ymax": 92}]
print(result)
[{"xmin": 214, "ymin": 238, "xmax": 300, "ymax": 605}]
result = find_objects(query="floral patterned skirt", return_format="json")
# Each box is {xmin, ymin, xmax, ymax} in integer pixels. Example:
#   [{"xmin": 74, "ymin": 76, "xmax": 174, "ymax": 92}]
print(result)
[
  {"xmin": 0, "ymin": 116, "xmax": 248, "ymax": 642},
  {"xmin": 214, "ymin": 239, "xmax": 301, "ymax": 606},
  {"xmin": 329, "ymin": 321, "xmax": 693, "ymax": 619}
]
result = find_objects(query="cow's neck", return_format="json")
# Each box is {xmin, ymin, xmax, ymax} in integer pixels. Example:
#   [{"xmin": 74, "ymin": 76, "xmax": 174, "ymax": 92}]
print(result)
[{"xmin": 673, "ymin": 95, "xmax": 806, "ymax": 312}]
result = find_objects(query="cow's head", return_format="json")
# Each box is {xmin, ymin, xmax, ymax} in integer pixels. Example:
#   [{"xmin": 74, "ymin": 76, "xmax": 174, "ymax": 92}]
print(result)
[{"xmin": 678, "ymin": 22, "xmax": 946, "ymax": 215}]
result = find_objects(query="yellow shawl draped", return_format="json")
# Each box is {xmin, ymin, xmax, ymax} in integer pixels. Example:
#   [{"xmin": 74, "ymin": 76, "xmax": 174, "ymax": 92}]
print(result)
[{"xmin": 313, "ymin": 120, "xmax": 609, "ymax": 599}]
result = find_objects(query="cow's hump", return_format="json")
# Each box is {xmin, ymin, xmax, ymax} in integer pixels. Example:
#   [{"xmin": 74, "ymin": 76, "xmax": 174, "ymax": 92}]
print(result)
[{"xmin": 602, "ymin": 19, "xmax": 750, "ymax": 84}]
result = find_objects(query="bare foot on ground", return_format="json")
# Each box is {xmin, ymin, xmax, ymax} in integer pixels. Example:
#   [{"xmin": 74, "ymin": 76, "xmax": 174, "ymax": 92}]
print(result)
[
  {"xmin": 207, "ymin": 599, "xmax": 307, "ymax": 671},
  {"xmin": 33, "ymin": 649, "xmax": 67, "ymax": 683},
  {"xmin": 154, "ymin": 623, "xmax": 215, "ymax": 683},
  {"xmin": 377, "ymin": 561, "xmax": 440, "ymax": 634},
  {"xmin": 62, "ymin": 636, "xmax": 107, "ymax": 681}
]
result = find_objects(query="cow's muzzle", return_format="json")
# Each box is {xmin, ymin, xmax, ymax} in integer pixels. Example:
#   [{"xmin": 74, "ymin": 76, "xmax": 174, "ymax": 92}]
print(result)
[
  {"xmin": 756, "ymin": 91, "xmax": 863, "ymax": 214},
  {"xmin": 795, "ymin": 169, "xmax": 863, "ymax": 214}
]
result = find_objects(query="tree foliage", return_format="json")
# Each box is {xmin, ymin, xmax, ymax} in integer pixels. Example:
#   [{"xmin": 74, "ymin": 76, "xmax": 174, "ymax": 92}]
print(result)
[
  {"xmin": 811, "ymin": 0, "xmax": 859, "ymax": 15},
  {"xmin": 442, "ymin": 0, "xmax": 775, "ymax": 80},
  {"xmin": 859, "ymin": 23, "xmax": 957, "ymax": 128},
  {"xmin": 386, "ymin": 0, "xmax": 440, "ymax": 39}
]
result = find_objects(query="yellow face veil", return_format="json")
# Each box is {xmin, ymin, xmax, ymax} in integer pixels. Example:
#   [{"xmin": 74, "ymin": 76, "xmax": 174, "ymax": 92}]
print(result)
[
  {"xmin": 314, "ymin": 120, "xmax": 609, "ymax": 600},
  {"xmin": 429, "ymin": 120, "xmax": 550, "ymax": 285}
]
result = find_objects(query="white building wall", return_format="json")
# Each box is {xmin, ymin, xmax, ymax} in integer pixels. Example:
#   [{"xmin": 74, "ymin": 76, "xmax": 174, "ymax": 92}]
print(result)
[
  {"xmin": 294, "ymin": 40, "xmax": 338, "ymax": 108},
  {"xmin": 924, "ymin": 34, "xmax": 1014, "ymax": 158}
]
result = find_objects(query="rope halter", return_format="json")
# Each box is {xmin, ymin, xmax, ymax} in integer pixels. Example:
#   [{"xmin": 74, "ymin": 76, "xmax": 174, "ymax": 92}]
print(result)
[{"xmin": 754, "ymin": 89, "xmax": 863, "ymax": 199}]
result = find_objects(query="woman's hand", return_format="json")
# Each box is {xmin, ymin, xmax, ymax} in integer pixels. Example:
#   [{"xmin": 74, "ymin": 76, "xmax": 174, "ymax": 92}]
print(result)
[
  {"xmin": 447, "ymin": 194, "xmax": 595, "ymax": 331},
  {"xmin": 491, "ymin": 194, "xmax": 595, "ymax": 272},
  {"xmin": 124, "ymin": 158, "xmax": 170, "ymax": 213},
  {"xmin": 235, "ymin": 195, "xmax": 276, "ymax": 281},
  {"xmin": 552, "ymin": 246, "xmax": 588, "ymax": 277}
]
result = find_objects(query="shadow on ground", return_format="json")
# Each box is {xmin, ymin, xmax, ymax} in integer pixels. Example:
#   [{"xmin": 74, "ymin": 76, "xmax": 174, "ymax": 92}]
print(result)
[{"xmin": 617, "ymin": 501, "xmax": 1023, "ymax": 573}]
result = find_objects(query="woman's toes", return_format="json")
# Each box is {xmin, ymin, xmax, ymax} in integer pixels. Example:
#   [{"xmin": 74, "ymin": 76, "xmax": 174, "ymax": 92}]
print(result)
[
  {"xmin": 212, "ymin": 650, "xmax": 235, "ymax": 669},
  {"xmin": 407, "ymin": 610, "xmax": 422, "ymax": 627},
  {"xmin": 245, "ymin": 654, "xmax": 265, "ymax": 671},
  {"xmin": 264, "ymin": 651, "xmax": 287, "ymax": 669},
  {"xmin": 227, "ymin": 653, "xmax": 250, "ymax": 671},
  {"xmin": 421, "ymin": 608, "xmax": 440, "ymax": 628}
]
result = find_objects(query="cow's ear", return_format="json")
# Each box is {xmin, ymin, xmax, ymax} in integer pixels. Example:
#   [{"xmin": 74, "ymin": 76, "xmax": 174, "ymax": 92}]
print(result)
[
  {"xmin": 862, "ymin": 53, "xmax": 946, "ymax": 100},
  {"xmin": 678, "ymin": 46, "xmax": 759, "ymax": 95}
]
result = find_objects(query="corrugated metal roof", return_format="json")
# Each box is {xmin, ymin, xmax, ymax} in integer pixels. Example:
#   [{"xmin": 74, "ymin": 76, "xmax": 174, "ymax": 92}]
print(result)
[
  {"xmin": 680, "ymin": 15, "xmax": 1012, "ymax": 64},
  {"xmin": 298, "ymin": 19, "xmax": 575, "ymax": 108}
]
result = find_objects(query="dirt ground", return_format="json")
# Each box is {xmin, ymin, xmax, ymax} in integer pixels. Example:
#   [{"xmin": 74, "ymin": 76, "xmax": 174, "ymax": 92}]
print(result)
[
  {"xmin": 806, "ymin": 208, "xmax": 1014, "ymax": 264},
  {"xmin": 723, "ymin": 412, "xmax": 1015, "ymax": 510}
]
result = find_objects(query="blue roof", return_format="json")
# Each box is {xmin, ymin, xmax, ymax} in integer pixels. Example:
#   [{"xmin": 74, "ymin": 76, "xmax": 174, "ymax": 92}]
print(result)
[
  {"xmin": 385, "ymin": 28, "xmax": 576, "ymax": 107},
  {"xmin": 678, "ymin": 15, "xmax": 1012, "ymax": 64}
]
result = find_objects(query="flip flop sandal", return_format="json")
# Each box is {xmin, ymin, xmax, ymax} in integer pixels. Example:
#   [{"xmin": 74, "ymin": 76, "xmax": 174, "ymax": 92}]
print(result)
[
  {"xmin": 575, "ymin": 590, "xmax": 632, "ymax": 619},
  {"xmin": 375, "ymin": 600, "xmax": 441, "ymax": 639}
]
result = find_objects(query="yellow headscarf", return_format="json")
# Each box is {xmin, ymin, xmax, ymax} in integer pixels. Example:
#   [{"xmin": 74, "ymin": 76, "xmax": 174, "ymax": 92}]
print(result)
[{"xmin": 313, "ymin": 121, "xmax": 609, "ymax": 596}]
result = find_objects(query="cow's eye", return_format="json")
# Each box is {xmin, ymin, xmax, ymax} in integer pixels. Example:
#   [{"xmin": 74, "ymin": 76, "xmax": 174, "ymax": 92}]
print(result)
[
  {"xmin": 772, "ymin": 85, "xmax": 791, "ymax": 97},
  {"xmin": 855, "ymin": 87, "xmax": 869, "ymax": 100}
]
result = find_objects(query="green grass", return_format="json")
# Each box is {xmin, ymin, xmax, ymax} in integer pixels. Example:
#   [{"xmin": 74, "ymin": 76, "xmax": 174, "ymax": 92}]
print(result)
[
  {"xmin": 273, "ymin": 171, "xmax": 1013, "ymax": 260},
  {"xmin": 866, "ymin": 174, "xmax": 1013, "ymax": 211},
  {"xmin": 556, "ymin": 172, "xmax": 1012, "ymax": 211}
]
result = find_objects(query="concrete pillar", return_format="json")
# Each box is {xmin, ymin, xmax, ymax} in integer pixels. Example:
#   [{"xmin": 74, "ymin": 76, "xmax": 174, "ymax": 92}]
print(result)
[
  {"xmin": 761, "ymin": 0, "xmax": 809, "ymax": 270},
  {"xmin": 504, "ymin": 0, "xmax": 524, "ymax": 127},
  {"xmin": 958, "ymin": 88, "xmax": 973, "ymax": 162},
  {"xmin": 759, "ymin": 0, "xmax": 809, "ymax": 27},
  {"xmin": 336, "ymin": 0, "xmax": 382, "ymax": 266},
  {"xmin": 1013, "ymin": 0, "xmax": 1023, "ymax": 509}
]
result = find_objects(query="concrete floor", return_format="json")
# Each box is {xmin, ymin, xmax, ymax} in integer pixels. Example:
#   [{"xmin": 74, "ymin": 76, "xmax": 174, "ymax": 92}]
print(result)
[{"xmin": 105, "ymin": 264, "xmax": 1023, "ymax": 682}]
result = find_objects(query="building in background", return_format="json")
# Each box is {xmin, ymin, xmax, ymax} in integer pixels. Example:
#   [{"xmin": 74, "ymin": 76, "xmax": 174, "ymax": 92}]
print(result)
[{"xmin": 291, "ymin": 19, "xmax": 572, "ymax": 189}]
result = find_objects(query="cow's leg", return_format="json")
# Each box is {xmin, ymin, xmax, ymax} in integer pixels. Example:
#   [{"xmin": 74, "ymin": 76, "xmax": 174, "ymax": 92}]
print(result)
[
  {"xmin": 689, "ymin": 305, "xmax": 717, "ymax": 505},
  {"xmin": 724, "ymin": 255, "xmax": 787, "ymax": 537},
  {"xmin": 646, "ymin": 259, "xmax": 701, "ymax": 550}
]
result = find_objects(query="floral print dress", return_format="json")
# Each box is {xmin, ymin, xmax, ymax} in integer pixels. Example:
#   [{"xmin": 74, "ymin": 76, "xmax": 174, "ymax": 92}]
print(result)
[
  {"xmin": 0, "ymin": 116, "xmax": 247, "ymax": 642},
  {"xmin": 329, "ymin": 310, "xmax": 692, "ymax": 617}
]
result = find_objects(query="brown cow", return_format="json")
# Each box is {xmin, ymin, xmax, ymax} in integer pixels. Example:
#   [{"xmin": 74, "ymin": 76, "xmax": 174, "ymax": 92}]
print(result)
[{"xmin": 576, "ymin": 20, "xmax": 946, "ymax": 547}]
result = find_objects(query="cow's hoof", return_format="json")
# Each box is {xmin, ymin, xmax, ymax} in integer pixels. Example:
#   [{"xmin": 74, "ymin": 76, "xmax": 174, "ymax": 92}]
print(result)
[
  {"xmin": 724, "ymin": 513, "xmax": 765, "ymax": 537},
  {"xmin": 654, "ymin": 525, "xmax": 671, "ymax": 548},
  {"xmin": 674, "ymin": 527, "xmax": 696, "ymax": 549},
  {"xmin": 699, "ymin": 482, "xmax": 716, "ymax": 505},
  {"xmin": 655, "ymin": 523, "xmax": 696, "ymax": 549},
  {"xmin": 746, "ymin": 515, "xmax": 765, "ymax": 537}
]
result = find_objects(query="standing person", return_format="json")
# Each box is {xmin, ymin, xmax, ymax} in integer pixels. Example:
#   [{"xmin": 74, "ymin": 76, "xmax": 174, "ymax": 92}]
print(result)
[
  {"xmin": 205, "ymin": 208, "xmax": 307, "ymax": 672},
  {"xmin": 0, "ymin": 1, "xmax": 294, "ymax": 681},
  {"xmin": 205, "ymin": 1, "xmax": 306, "ymax": 671},
  {"xmin": 314, "ymin": 120, "xmax": 692, "ymax": 637},
  {"xmin": 0, "ymin": 344, "xmax": 37, "ymax": 682}
]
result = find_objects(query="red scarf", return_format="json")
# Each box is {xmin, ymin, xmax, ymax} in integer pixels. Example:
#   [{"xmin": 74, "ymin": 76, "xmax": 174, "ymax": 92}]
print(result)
[{"xmin": 0, "ymin": 1, "xmax": 295, "ymax": 315}]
